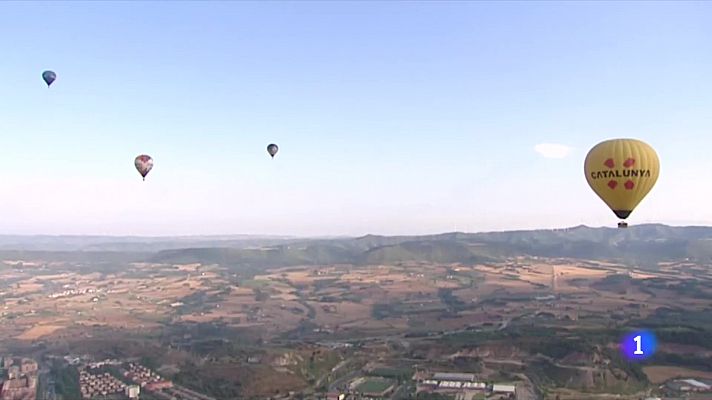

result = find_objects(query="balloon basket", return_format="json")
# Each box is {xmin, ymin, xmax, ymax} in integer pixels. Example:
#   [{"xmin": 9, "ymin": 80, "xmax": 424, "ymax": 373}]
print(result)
[{"xmin": 618, "ymin": 222, "xmax": 628, "ymax": 228}]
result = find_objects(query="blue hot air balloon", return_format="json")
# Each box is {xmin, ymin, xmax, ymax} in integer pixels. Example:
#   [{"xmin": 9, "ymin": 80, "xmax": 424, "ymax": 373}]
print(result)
[{"xmin": 42, "ymin": 70, "xmax": 57, "ymax": 87}]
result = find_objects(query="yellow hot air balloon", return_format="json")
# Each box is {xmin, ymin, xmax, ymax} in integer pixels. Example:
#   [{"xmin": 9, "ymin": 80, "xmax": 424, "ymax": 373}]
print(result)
[{"xmin": 584, "ymin": 138, "xmax": 659, "ymax": 228}]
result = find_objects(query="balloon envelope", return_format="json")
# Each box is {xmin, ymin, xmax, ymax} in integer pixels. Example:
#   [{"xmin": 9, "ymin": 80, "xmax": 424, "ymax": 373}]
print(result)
[
  {"xmin": 584, "ymin": 138, "xmax": 659, "ymax": 220},
  {"xmin": 267, "ymin": 144, "xmax": 279, "ymax": 158},
  {"xmin": 134, "ymin": 155, "xmax": 154, "ymax": 180},
  {"xmin": 42, "ymin": 70, "xmax": 56, "ymax": 87}
]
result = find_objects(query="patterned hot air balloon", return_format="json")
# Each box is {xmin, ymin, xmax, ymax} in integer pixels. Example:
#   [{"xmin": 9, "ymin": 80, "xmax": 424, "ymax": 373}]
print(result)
[
  {"xmin": 42, "ymin": 70, "xmax": 56, "ymax": 87},
  {"xmin": 267, "ymin": 144, "xmax": 279, "ymax": 159},
  {"xmin": 134, "ymin": 155, "xmax": 154, "ymax": 181},
  {"xmin": 584, "ymin": 138, "xmax": 660, "ymax": 228}
]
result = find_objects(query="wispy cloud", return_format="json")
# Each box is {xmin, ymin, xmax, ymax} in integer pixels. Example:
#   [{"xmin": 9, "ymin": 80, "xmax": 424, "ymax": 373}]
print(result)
[{"xmin": 534, "ymin": 143, "xmax": 572, "ymax": 159}]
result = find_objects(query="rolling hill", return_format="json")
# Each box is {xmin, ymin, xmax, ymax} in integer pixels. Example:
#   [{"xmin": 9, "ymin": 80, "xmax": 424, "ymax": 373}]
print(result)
[
  {"xmin": 4, "ymin": 224, "xmax": 712, "ymax": 268},
  {"xmin": 144, "ymin": 224, "xmax": 712, "ymax": 268}
]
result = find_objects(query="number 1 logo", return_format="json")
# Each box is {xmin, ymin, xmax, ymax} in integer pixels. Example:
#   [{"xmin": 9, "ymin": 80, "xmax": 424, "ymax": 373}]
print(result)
[
  {"xmin": 633, "ymin": 335, "xmax": 643, "ymax": 355},
  {"xmin": 621, "ymin": 330, "xmax": 656, "ymax": 360}
]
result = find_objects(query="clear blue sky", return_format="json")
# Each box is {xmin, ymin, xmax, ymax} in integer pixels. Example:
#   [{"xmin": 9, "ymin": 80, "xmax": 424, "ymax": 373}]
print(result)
[{"xmin": 1, "ymin": 1, "xmax": 710, "ymax": 236}]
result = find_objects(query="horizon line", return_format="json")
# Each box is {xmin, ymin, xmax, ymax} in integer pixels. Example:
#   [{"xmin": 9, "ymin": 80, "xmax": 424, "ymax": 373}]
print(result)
[{"xmin": 0, "ymin": 222, "xmax": 709, "ymax": 239}]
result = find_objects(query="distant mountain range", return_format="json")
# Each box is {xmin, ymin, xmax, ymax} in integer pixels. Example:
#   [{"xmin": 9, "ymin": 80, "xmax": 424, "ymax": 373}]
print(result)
[
  {"xmin": 2, "ymin": 224, "xmax": 712, "ymax": 268},
  {"xmin": 0, "ymin": 234, "xmax": 297, "ymax": 252}
]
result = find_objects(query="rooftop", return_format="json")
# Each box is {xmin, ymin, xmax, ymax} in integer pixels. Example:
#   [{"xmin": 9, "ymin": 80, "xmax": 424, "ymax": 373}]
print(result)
[{"xmin": 492, "ymin": 384, "xmax": 516, "ymax": 393}]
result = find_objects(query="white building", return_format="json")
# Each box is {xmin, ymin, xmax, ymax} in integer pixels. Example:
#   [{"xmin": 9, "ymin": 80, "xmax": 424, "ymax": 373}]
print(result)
[
  {"xmin": 492, "ymin": 384, "xmax": 516, "ymax": 394},
  {"xmin": 438, "ymin": 381, "xmax": 462, "ymax": 388},
  {"xmin": 432, "ymin": 372, "xmax": 475, "ymax": 382},
  {"xmin": 126, "ymin": 384, "xmax": 140, "ymax": 399},
  {"xmin": 680, "ymin": 379, "xmax": 711, "ymax": 390},
  {"xmin": 462, "ymin": 382, "xmax": 486, "ymax": 389}
]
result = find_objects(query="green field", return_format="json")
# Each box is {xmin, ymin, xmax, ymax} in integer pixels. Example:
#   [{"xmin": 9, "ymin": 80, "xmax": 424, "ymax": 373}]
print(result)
[
  {"xmin": 368, "ymin": 367, "xmax": 413, "ymax": 379},
  {"xmin": 356, "ymin": 378, "xmax": 395, "ymax": 394},
  {"xmin": 239, "ymin": 279, "xmax": 270, "ymax": 288}
]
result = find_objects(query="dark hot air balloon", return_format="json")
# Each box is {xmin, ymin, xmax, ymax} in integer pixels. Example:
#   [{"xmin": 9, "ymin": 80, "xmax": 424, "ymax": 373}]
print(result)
[
  {"xmin": 267, "ymin": 144, "xmax": 279, "ymax": 158},
  {"xmin": 42, "ymin": 70, "xmax": 56, "ymax": 87},
  {"xmin": 134, "ymin": 155, "xmax": 154, "ymax": 181}
]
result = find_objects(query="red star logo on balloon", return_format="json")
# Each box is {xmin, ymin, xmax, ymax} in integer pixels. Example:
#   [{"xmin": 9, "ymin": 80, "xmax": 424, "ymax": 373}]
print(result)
[
  {"xmin": 623, "ymin": 158, "xmax": 635, "ymax": 168},
  {"xmin": 624, "ymin": 180, "xmax": 635, "ymax": 190},
  {"xmin": 604, "ymin": 158, "xmax": 615, "ymax": 169},
  {"xmin": 608, "ymin": 180, "xmax": 618, "ymax": 189}
]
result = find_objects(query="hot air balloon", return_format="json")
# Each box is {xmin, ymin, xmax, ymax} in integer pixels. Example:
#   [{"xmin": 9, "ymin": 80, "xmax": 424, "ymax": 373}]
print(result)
[
  {"xmin": 267, "ymin": 144, "xmax": 279, "ymax": 158},
  {"xmin": 134, "ymin": 155, "xmax": 154, "ymax": 181},
  {"xmin": 584, "ymin": 139, "xmax": 659, "ymax": 228},
  {"xmin": 42, "ymin": 70, "xmax": 56, "ymax": 87}
]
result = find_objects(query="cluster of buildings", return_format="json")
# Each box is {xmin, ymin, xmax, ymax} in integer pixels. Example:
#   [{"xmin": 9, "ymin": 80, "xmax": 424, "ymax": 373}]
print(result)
[
  {"xmin": 0, "ymin": 357, "xmax": 38, "ymax": 400},
  {"xmin": 87, "ymin": 359, "xmax": 123, "ymax": 369},
  {"xmin": 47, "ymin": 287, "xmax": 96, "ymax": 299},
  {"xmin": 325, "ymin": 370, "xmax": 518, "ymax": 400},
  {"xmin": 124, "ymin": 363, "xmax": 173, "ymax": 391},
  {"xmin": 421, "ymin": 380, "xmax": 486, "ymax": 390},
  {"xmin": 664, "ymin": 378, "xmax": 712, "ymax": 394},
  {"xmin": 317, "ymin": 342, "xmax": 353, "ymax": 350},
  {"xmin": 416, "ymin": 371, "xmax": 516, "ymax": 398},
  {"xmin": 79, "ymin": 369, "xmax": 126, "ymax": 399}
]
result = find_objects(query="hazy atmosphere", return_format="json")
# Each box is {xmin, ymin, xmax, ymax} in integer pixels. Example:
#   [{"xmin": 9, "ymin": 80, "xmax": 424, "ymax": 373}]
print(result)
[{"xmin": 2, "ymin": 1, "xmax": 711, "ymax": 236}]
